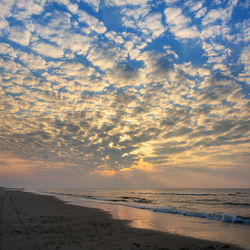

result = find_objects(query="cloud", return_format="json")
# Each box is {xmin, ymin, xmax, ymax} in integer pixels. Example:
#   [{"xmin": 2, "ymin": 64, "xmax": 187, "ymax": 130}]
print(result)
[
  {"xmin": 186, "ymin": 1, "xmax": 203, "ymax": 12},
  {"xmin": 105, "ymin": 63, "xmax": 141, "ymax": 86},
  {"xmin": 164, "ymin": 7, "xmax": 199, "ymax": 39},
  {"xmin": 105, "ymin": 0, "xmax": 147, "ymax": 7},
  {"xmin": 14, "ymin": 0, "xmax": 45, "ymax": 19},
  {"xmin": 163, "ymin": 127, "xmax": 193, "ymax": 139},
  {"xmin": 194, "ymin": 7, "xmax": 207, "ymax": 18},
  {"xmin": 121, "ymin": 7, "xmax": 164, "ymax": 40},
  {"xmin": 201, "ymin": 25, "xmax": 222, "ymax": 39},
  {"xmin": 81, "ymin": 0, "xmax": 100, "ymax": 12},
  {"xmin": 0, "ymin": 18, "xmax": 8, "ymax": 31},
  {"xmin": 238, "ymin": 45, "xmax": 250, "ymax": 85},
  {"xmin": 87, "ymin": 43, "xmax": 125, "ymax": 71},
  {"xmin": 59, "ymin": 62, "xmax": 85, "ymax": 76},
  {"xmin": 138, "ymin": 13, "xmax": 165, "ymax": 39},
  {"xmin": 0, "ymin": 0, "xmax": 15, "ymax": 19},
  {"xmin": 49, "ymin": 0, "xmax": 78, "ymax": 14},
  {"xmin": 19, "ymin": 52, "xmax": 47, "ymax": 70},
  {"xmin": 202, "ymin": 8, "xmax": 223, "ymax": 26},
  {"xmin": 121, "ymin": 5, "xmax": 150, "ymax": 29},
  {"xmin": 234, "ymin": 20, "xmax": 250, "ymax": 43},
  {"xmin": 8, "ymin": 27, "xmax": 31, "ymax": 46},
  {"xmin": 49, "ymin": 33, "xmax": 93, "ymax": 56},
  {"xmin": 31, "ymin": 41, "xmax": 64, "ymax": 58},
  {"xmin": 1, "ymin": 67, "xmax": 249, "ymax": 179},
  {"xmin": 137, "ymin": 51, "xmax": 173, "ymax": 82},
  {"xmin": 195, "ymin": 73, "xmax": 240, "ymax": 105},
  {"xmin": 6, "ymin": 85, "xmax": 27, "ymax": 95},
  {"xmin": 201, "ymin": 42, "xmax": 231, "ymax": 66},
  {"xmin": 77, "ymin": 10, "xmax": 107, "ymax": 34},
  {"xmin": 164, "ymin": 0, "xmax": 179, "ymax": 5},
  {"xmin": 105, "ymin": 31, "xmax": 124, "ymax": 44},
  {"xmin": 45, "ymin": 10, "xmax": 72, "ymax": 30},
  {"xmin": 0, "ymin": 43, "xmax": 16, "ymax": 57},
  {"xmin": 202, "ymin": 1, "xmax": 238, "ymax": 27}
]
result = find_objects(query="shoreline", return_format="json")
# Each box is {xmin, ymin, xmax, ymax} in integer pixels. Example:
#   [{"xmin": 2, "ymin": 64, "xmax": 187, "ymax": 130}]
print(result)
[
  {"xmin": 0, "ymin": 188, "xmax": 245, "ymax": 250},
  {"xmin": 47, "ymin": 191, "xmax": 250, "ymax": 249}
]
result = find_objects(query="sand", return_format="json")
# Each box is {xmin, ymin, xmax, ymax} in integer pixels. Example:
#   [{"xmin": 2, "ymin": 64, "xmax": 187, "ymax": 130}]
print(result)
[{"xmin": 0, "ymin": 188, "xmax": 244, "ymax": 250}]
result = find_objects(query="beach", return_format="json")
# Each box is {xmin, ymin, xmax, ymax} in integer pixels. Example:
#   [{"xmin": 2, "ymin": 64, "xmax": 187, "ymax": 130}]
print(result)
[{"xmin": 0, "ymin": 188, "xmax": 245, "ymax": 250}]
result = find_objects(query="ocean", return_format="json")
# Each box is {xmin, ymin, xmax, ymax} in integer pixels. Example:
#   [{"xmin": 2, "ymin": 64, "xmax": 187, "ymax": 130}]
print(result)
[{"xmin": 35, "ymin": 188, "xmax": 250, "ymax": 249}]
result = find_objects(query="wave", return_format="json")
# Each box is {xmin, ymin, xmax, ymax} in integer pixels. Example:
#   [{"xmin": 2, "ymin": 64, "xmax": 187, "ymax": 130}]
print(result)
[
  {"xmin": 119, "ymin": 196, "xmax": 154, "ymax": 204},
  {"xmin": 147, "ymin": 207, "xmax": 250, "ymax": 224},
  {"xmin": 228, "ymin": 192, "xmax": 249, "ymax": 196},
  {"xmin": 136, "ymin": 191, "xmax": 250, "ymax": 197},
  {"xmin": 115, "ymin": 203, "xmax": 250, "ymax": 225},
  {"xmin": 42, "ymin": 191, "xmax": 250, "ymax": 225},
  {"xmin": 223, "ymin": 202, "xmax": 250, "ymax": 207},
  {"xmin": 42, "ymin": 191, "xmax": 153, "ymax": 204},
  {"xmin": 136, "ymin": 192, "xmax": 215, "ymax": 196},
  {"xmin": 160, "ymin": 193, "xmax": 213, "ymax": 196}
]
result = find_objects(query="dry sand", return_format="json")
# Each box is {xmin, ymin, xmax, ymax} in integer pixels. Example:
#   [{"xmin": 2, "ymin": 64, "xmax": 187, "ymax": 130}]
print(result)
[{"xmin": 0, "ymin": 188, "xmax": 244, "ymax": 250}]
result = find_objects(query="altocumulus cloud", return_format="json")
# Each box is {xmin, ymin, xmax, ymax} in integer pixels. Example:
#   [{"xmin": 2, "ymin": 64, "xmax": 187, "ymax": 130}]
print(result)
[{"xmin": 0, "ymin": 0, "xmax": 249, "ymax": 186}]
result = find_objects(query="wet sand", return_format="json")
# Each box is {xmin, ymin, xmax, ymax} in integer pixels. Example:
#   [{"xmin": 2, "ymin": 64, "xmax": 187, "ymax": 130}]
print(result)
[{"xmin": 0, "ymin": 188, "xmax": 244, "ymax": 250}]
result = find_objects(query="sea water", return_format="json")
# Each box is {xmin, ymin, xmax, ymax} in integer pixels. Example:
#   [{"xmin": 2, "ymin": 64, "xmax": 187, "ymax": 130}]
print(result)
[{"xmin": 36, "ymin": 188, "xmax": 250, "ymax": 249}]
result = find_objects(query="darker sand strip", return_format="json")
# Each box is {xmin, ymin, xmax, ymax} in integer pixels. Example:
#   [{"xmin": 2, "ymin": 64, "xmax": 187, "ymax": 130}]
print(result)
[{"xmin": 0, "ymin": 188, "xmax": 245, "ymax": 250}]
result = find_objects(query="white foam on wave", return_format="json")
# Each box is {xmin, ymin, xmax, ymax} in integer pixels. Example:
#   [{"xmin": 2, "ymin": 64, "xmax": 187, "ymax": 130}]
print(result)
[{"xmin": 111, "ymin": 203, "xmax": 250, "ymax": 224}]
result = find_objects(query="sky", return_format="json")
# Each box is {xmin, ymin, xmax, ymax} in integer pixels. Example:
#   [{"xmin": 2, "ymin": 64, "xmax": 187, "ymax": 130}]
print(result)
[{"xmin": 0, "ymin": 0, "xmax": 249, "ymax": 189}]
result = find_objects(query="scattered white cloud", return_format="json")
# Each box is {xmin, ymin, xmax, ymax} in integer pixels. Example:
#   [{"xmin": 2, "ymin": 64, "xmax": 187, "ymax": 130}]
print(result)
[
  {"xmin": 14, "ymin": 0, "xmax": 45, "ymax": 19},
  {"xmin": 46, "ymin": 11, "xmax": 72, "ymax": 30},
  {"xmin": 105, "ymin": 31, "xmax": 124, "ymax": 44},
  {"xmin": 202, "ymin": 8, "xmax": 223, "ymax": 26},
  {"xmin": 164, "ymin": 0, "xmax": 180, "ymax": 5},
  {"xmin": 121, "ymin": 7, "xmax": 164, "ymax": 40},
  {"xmin": 105, "ymin": 0, "xmax": 147, "ymax": 7},
  {"xmin": 202, "ymin": 1, "xmax": 237, "ymax": 27},
  {"xmin": 31, "ymin": 42, "xmax": 64, "ymax": 58},
  {"xmin": 78, "ymin": 10, "xmax": 107, "ymax": 34},
  {"xmin": 239, "ymin": 45, "xmax": 250, "ymax": 85},
  {"xmin": 19, "ymin": 52, "xmax": 47, "ymax": 70},
  {"xmin": 202, "ymin": 41, "xmax": 232, "ymax": 65},
  {"xmin": 49, "ymin": 0, "xmax": 78, "ymax": 13},
  {"xmin": 201, "ymin": 25, "xmax": 221, "ymax": 39},
  {"xmin": 0, "ymin": 18, "xmax": 8, "ymax": 30},
  {"xmin": 6, "ymin": 85, "xmax": 27, "ymax": 95},
  {"xmin": 138, "ymin": 13, "xmax": 165, "ymax": 39},
  {"xmin": 52, "ymin": 33, "xmax": 93, "ymax": 56},
  {"xmin": 105, "ymin": 63, "xmax": 141, "ymax": 87},
  {"xmin": 121, "ymin": 6, "xmax": 150, "ymax": 29},
  {"xmin": 0, "ymin": 43, "xmax": 16, "ymax": 58},
  {"xmin": 234, "ymin": 20, "xmax": 250, "ymax": 43},
  {"xmin": 8, "ymin": 27, "xmax": 31, "ymax": 46},
  {"xmin": 87, "ymin": 44, "xmax": 125, "ymax": 70},
  {"xmin": 187, "ymin": 1, "xmax": 203, "ymax": 12},
  {"xmin": 194, "ymin": 7, "xmax": 207, "ymax": 18},
  {"xmin": 81, "ymin": 0, "xmax": 100, "ymax": 12},
  {"xmin": 164, "ymin": 7, "xmax": 199, "ymax": 39},
  {"xmin": 0, "ymin": 0, "xmax": 15, "ymax": 19}
]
